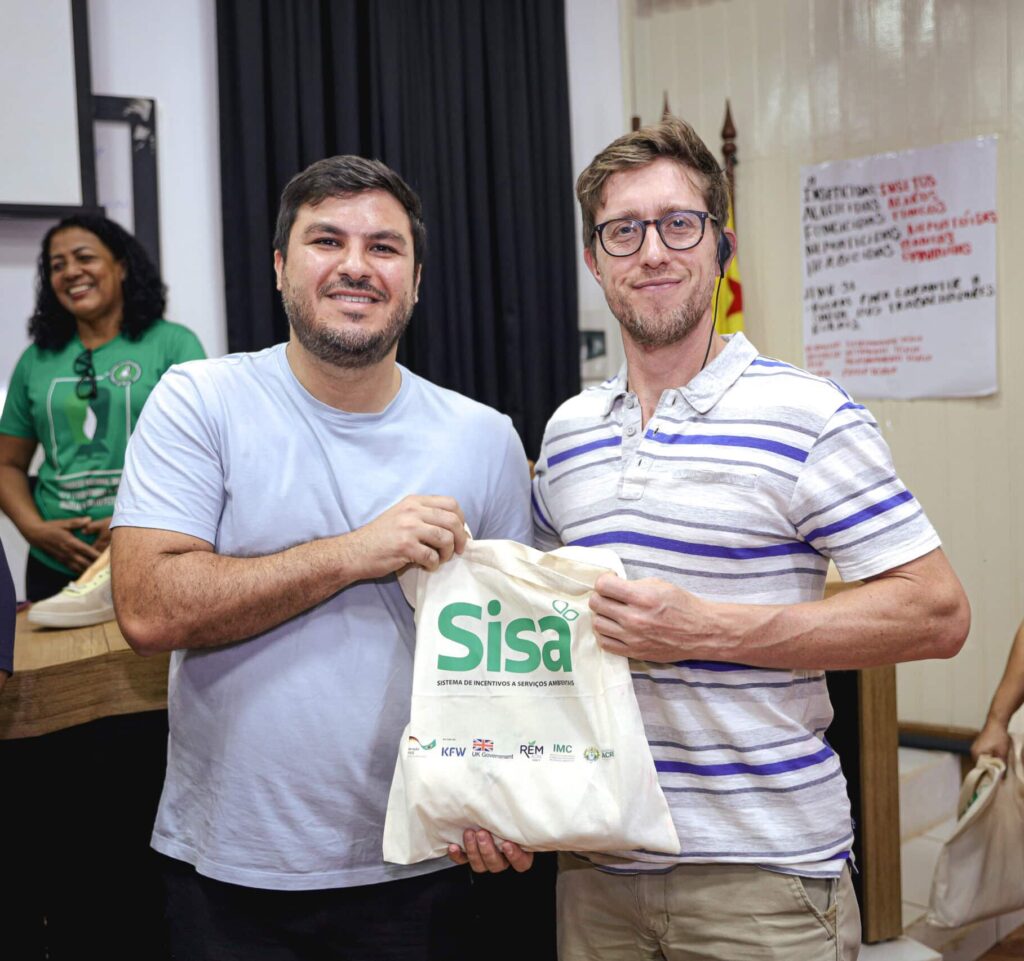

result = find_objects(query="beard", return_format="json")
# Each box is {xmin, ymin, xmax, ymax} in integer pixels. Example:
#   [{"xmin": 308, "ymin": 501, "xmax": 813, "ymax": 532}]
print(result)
[
  {"xmin": 605, "ymin": 271, "xmax": 717, "ymax": 349},
  {"xmin": 282, "ymin": 276, "xmax": 414, "ymax": 369}
]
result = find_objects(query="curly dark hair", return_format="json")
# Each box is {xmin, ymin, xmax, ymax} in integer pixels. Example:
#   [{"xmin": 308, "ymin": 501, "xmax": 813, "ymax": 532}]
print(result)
[{"xmin": 29, "ymin": 215, "xmax": 167, "ymax": 351}]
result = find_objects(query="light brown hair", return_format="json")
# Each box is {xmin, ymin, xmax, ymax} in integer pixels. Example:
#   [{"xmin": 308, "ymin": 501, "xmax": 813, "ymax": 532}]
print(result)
[{"xmin": 576, "ymin": 116, "xmax": 729, "ymax": 252}]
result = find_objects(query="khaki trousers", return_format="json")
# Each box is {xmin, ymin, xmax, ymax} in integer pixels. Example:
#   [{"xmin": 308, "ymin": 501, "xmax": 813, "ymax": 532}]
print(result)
[{"xmin": 557, "ymin": 855, "xmax": 860, "ymax": 961}]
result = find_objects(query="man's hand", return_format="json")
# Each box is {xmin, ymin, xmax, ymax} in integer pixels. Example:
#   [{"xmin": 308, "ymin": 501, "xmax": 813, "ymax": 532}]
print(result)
[
  {"xmin": 347, "ymin": 495, "xmax": 468, "ymax": 580},
  {"xmin": 971, "ymin": 719, "xmax": 1012, "ymax": 763},
  {"xmin": 26, "ymin": 517, "xmax": 100, "ymax": 574},
  {"xmin": 83, "ymin": 516, "xmax": 113, "ymax": 552},
  {"xmin": 448, "ymin": 830, "xmax": 534, "ymax": 873},
  {"xmin": 589, "ymin": 572, "xmax": 713, "ymax": 662}
]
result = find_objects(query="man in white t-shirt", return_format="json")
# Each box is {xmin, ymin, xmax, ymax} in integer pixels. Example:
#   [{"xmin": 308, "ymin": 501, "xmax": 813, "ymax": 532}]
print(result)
[
  {"xmin": 453, "ymin": 117, "xmax": 970, "ymax": 961},
  {"xmin": 111, "ymin": 156, "xmax": 531, "ymax": 960}
]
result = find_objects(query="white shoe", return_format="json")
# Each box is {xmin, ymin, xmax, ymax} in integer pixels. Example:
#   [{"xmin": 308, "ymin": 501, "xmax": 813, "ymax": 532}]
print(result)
[{"xmin": 28, "ymin": 564, "xmax": 115, "ymax": 628}]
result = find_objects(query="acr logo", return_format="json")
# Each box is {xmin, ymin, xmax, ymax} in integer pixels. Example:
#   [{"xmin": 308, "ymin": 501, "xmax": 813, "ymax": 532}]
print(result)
[{"xmin": 436, "ymin": 599, "xmax": 573, "ymax": 674}]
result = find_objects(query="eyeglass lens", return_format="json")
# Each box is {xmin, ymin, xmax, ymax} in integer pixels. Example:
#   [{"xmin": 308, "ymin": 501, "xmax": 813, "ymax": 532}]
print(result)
[
  {"xmin": 74, "ymin": 349, "xmax": 98, "ymax": 400},
  {"xmin": 599, "ymin": 211, "xmax": 708, "ymax": 256}
]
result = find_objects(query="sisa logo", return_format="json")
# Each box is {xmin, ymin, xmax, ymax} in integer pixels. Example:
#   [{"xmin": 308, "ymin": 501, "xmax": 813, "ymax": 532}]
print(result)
[
  {"xmin": 437, "ymin": 599, "xmax": 573, "ymax": 674},
  {"xmin": 520, "ymin": 741, "xmax": 544, "ymax": 758}
]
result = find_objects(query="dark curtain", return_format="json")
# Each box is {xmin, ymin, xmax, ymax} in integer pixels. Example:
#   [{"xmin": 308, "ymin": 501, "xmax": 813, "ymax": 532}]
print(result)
[{"xmin": 216, "ymin": 0, "xmax": 579, "ymax": 458}]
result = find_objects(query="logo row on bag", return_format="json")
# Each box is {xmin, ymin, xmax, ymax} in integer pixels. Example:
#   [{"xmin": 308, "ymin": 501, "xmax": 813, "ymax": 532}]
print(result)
[{"xmin": 405, "ymin": 736, "xmax": 614, "ymax": 761}]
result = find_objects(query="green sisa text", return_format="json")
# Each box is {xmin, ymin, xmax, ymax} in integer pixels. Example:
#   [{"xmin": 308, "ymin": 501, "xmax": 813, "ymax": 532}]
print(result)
[{"xmin": 437, "ymin": 600, "xmax": 572, "ymax": 673}]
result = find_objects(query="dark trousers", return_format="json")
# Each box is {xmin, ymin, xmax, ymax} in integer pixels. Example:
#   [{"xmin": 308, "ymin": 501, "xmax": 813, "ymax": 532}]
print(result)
[
  {"xmin": 25, "ymin": 552, "xmax": 73, "ymax": 601},
  {"xmin": 0, "ymin": 710, "xmax": 170, "ymax": 960},
  {"xmin": 162, "ymin": 858, "xmax": 474, "ymax": 961},
  {"xmin": 162, "ymin": 853, "xmax": 558, "ymax": 961}
]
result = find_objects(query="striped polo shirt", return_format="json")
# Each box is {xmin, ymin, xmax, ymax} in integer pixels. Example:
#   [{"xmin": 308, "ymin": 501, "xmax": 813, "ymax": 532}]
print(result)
[{"xmin": 532, "ymin": 333, "xmax": 940, "ymax": 878}]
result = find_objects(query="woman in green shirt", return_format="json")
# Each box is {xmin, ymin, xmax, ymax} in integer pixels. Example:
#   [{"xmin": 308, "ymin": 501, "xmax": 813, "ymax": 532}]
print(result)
[{"xmin": 0, "ymin": 215, "xmax": 205, "ymax": 599}]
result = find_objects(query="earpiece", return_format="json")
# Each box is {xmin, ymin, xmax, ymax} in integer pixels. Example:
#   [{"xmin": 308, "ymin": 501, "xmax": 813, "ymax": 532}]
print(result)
[{"xmin": 717, "ymin": 234, "xmax": 732, "ymax": 276}]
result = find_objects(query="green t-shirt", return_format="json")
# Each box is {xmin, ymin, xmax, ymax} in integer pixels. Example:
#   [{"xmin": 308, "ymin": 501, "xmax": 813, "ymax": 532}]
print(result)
[{"xmin": 0, "ymin": 319, "xmax": 206, "ymax": 574}]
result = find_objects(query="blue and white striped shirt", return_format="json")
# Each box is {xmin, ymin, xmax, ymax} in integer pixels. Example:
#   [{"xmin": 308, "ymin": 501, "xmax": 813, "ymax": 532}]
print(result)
[{"xmin": 532, "ymin": 333, "xmax": 940, "ymax": 877}]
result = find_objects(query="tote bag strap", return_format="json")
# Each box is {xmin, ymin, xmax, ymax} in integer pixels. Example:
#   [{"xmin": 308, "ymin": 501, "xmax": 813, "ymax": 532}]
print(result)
[{"xmin": 958, "ymin": 755, "xmax": 1006, "ymax": 818}]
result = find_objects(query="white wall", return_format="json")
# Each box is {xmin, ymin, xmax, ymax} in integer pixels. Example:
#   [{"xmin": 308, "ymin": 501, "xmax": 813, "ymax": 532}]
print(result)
[
  {"xmin": 625, "ymin": 0, "xmax": 1024, "ymax": 729},
  {"xmin": 0, "ymin": 0, "xmax": 225, "ymax": 597},
  {"xmin": 565, "ymin": 0, "xmax": 629, "ymax": 385}
]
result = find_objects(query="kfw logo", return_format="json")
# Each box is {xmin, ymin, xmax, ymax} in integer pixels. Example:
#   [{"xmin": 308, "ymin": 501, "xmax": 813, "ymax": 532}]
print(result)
[
  {"xmin": 441, "ymin": 746, "xmax": 466, "ymax": 757},
  {"xmin": 437, "ymin": 599, "xmax": 574, "ymax": 674}
]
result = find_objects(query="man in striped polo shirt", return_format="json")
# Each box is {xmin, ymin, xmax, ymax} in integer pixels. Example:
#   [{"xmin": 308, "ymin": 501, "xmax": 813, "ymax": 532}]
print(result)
[{"xmin": 454, "ymin": 118, "xmax": 970, "ymax": 959}]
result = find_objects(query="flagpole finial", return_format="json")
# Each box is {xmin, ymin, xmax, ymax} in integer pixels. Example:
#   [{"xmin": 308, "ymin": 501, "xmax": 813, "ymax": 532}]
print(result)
[{"xmin": 721, "ymin": 99, "xmax": 737, "ymax": 209}]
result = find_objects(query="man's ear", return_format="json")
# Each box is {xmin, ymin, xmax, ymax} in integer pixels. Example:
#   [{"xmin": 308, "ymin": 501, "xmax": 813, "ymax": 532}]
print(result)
[
  {"xmin": 583, "ymin": 245, "xmax": 602, "ymax": 284},
  {"xmin": 413, "ymin": 264, "xmax": 422, "ymax": 304},
  {"xmin": 273, "ymin": 250, "xmax": 284, "ymax": 292}
]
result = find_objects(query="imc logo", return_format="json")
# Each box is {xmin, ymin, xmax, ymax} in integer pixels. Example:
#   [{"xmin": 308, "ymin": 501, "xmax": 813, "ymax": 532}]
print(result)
[
  {"xmin": 436, "ymin": 599, "xmax": 575, "ymax": 674},
  {"xmin": 520, "ymin": 741, "xmax": 544, "ymax": 758},
  {"xmin": 553, "ymin": 743, "xmax": 573, "ymax": 755}
]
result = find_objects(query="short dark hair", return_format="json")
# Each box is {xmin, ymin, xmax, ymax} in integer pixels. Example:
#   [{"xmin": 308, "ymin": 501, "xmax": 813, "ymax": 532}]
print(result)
[
  {"xmin": 576, "ymin": 116, "xmax": 729, "ymax": 253},
  {"xmin": 29, "ymin": 215, "xmax": 167, "ymax": 351},
  {"xmin": 273, "ymin": 155, "xmax": 426, "ymax": 268}
]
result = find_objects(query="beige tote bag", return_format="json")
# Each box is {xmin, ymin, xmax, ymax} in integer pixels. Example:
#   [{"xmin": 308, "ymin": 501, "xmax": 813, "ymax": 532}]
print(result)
[
  {"xmin": 927, "ymin": 735, "xmax": 1024, "ymax": 927},
  {"xmin": 382, "ymin": 538, "xmax": 680, "ymax": 864}
]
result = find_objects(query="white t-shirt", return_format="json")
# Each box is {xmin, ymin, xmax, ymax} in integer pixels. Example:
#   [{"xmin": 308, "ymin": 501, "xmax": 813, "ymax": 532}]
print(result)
[{"xmin": 113, "ymin": 345, "xmax": 532, "ymax": 890}]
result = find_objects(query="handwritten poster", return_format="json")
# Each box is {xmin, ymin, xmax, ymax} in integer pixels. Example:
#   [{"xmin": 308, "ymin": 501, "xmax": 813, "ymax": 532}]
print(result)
[{"xmin": 801, "ymin": 137, "xmax": 997, "ymax": 398}]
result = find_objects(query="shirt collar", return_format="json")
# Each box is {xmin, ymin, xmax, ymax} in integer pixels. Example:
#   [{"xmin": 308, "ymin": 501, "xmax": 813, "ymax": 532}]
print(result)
[{"xmin": 598, "ymin": 332, "xmax": 758, "ymax": 417}]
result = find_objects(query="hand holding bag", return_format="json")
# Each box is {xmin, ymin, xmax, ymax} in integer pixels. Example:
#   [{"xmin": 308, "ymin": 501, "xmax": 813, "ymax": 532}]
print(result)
[
  {"xmin": 927, "ymin": 734, "xmax": 1024, "ymax": 927},
  {"xmin": 382, "ymin": 538, "xmax": 680, "ymax": 864}
]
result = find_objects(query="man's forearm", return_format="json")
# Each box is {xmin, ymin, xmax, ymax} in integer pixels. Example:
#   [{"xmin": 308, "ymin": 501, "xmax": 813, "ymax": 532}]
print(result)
[
  {"xmin": 706, "ymin": 562, "xmax": 969, "ymax": 670},
  {"xmin": 592, "ymin": 548, "xmax": 970, "ymax": 670},
  {"xmin": 113, "ymin": 532, "xmax": 366, "ymax": 654}
]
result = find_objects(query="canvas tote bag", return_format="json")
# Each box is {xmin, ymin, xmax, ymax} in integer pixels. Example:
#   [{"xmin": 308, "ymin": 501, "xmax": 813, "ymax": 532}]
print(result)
[
  {"xmin": 927, "ymin": 734, "xmax": 1024, "ymax": 927},
  {"xmin": 382, "ymin": 538, "xmax": 680, "ymax": 864}
]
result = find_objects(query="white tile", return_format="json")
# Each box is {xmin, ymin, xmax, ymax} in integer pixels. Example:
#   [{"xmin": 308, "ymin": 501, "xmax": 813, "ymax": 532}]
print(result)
[
  {"xmin": 899, "ymin": 749, "xmax": 961, "ymax": 841},
  {"xmin": 903, "ymin": 900, "xmax": 927, "ymax": 929},
  {"xmin": 858, "ymin": 936, "xmax": 941, "ymax": 961},
  {"xmin": 901, "ymin": 835, "xmax": 945, "ymax": 908},
  {"xmin": 922, "ymin": 817, "xmax": 958, "ymax": 844},
  {"xmin": 995, "ymin": 906, "xmax": 1024, "ymax": 939}
]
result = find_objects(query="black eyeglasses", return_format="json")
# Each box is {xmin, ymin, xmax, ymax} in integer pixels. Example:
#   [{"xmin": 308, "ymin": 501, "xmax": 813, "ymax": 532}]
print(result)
[
  {"xmin": 593, "ymin": 209, "xmax": 718, "ymax": 257},
  {"xmin": 73, "ymin": 349, "xmax": 98, "ymax": 400}
]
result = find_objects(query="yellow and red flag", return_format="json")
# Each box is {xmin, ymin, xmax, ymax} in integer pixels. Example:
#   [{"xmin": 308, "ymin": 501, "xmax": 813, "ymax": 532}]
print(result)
[{"xmin": 714, "ymin": 201, "xmax": 743, "ymax": 334}]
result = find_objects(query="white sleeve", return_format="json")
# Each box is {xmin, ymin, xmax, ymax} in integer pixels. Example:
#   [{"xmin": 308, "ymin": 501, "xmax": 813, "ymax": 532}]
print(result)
[
  {"xmin": 112, "ymin": 365, "xmax": 226, "ymax": 545},
  {"xmin": 788, "ymin": 400, "xmax": 940, "ymax": 582}
]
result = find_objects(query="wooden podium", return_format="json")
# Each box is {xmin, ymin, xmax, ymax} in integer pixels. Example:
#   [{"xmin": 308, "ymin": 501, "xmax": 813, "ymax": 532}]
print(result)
[
  {"xmin": 0, "ymin": 611, "xmax": 169, "ymax": 739},
  {"xmin": 824, "ymin": 569, "xmax": 902, "ymax": 944}
]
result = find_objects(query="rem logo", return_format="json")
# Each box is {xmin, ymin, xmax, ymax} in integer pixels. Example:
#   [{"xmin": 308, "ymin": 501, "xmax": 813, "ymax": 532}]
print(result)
[
  {"xmin": 441, "ymin": 746, "xmax": 466, "ymax": 757},
  {"xmin": 520, "ymin": 742, "xmax": 544, "ymax": 758},
  {"xmin": 437, "ymin": 600, "xmax": 572, "ymax": 674},
  {"xmin": 553, "ymin": 744, "xmax": 573, "ymax": 754}
]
